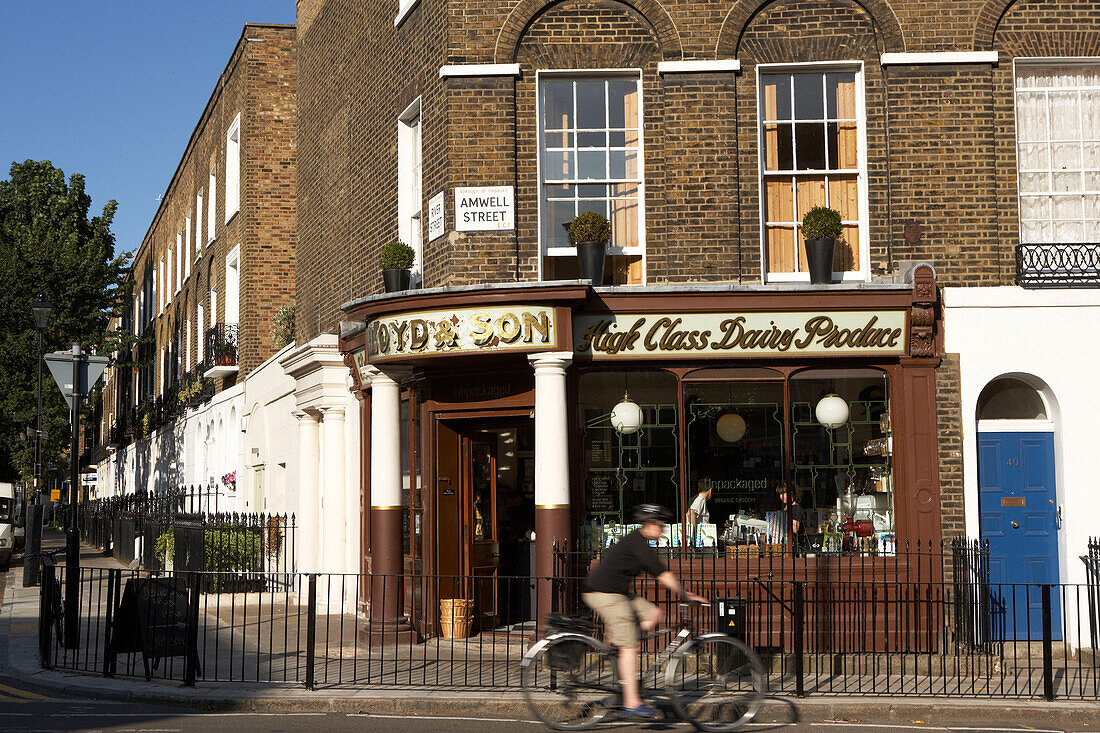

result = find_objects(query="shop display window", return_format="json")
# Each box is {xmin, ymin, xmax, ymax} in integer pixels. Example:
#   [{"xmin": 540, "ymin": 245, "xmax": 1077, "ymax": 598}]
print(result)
[
  {"xmin": 577, "ymin": 366, "xmax": 895, "ymax": 558},
  {"xmin": 788, "ymin": 369, "xmax": 894, "ymax": 556},
  {"xmin": 684, "ymin": 371, "xmax": 785, "ymax": 551},
  {"xmin": 578, "ymin": 370, "xmax": 678, "ymax": 551}
]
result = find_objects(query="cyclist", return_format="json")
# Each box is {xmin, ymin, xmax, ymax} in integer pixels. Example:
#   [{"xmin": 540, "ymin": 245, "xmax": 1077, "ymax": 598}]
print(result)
[{"xmin": 582, "ymin": 504, "xmax": 707, "ymax": 719}]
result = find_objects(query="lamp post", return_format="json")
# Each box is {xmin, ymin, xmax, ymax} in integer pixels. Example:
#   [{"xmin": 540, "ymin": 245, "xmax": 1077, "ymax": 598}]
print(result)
[{"xmin": 24, "ymin": 295, "xmax": 52, "ymax": 587}]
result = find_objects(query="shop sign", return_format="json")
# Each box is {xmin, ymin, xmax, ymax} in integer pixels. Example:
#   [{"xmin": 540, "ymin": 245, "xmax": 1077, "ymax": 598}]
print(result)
[
  {"xmin": 454, "ymin": 186, "xmax": 514, "ymax": 231},
  {"xmin": 367, "ymin": 305, "xmax": 558, "ymax": 361},
  {"xmin": 351, "ymin": 349, "xmax": 371, "ymax": 385},
  {"xmin": 428, "ymin": 190, "xmax": 445, "ymax": 242},
  {"xmin": 574, "ymin": 310, "xmax": 908, "ymax": 359}
]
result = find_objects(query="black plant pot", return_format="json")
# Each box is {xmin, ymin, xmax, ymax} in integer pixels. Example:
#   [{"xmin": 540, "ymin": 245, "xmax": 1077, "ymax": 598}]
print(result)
[
  {"xmin": 576, "ymin": 240, "xmax": 607, "ymax": 285},
  {"xmin": 805, "ymin": 237, "xmax": 836, "ymax": 284},
  {"xmin": 382, "ymin": 268, "xmax": 411, "ymax": 293}
]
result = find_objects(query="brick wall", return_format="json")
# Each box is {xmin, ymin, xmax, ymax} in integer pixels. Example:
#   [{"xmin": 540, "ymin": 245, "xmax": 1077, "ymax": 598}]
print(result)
[{"xmin": 936, "ymin": 353, "xmax": 965, "ymax": 540}]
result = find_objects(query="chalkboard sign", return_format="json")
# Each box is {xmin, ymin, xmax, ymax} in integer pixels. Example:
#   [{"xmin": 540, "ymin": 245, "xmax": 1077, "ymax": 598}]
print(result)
[{"xmin": 109, "ymin": 577, "xmax": 198, "ymax": 680}]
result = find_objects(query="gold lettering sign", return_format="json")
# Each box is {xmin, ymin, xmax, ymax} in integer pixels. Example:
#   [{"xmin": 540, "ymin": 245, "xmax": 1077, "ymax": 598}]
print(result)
[
  {"xmin": 367, "ymin": 305, "xmax": 557, "ymax": 362},
  {"xmin": 574, "ymin": 311, "xmax": 908, "ymax": 359},
  {"xmin": 351, "ymin": 349, "xmax": 370, "ymax": 384}
]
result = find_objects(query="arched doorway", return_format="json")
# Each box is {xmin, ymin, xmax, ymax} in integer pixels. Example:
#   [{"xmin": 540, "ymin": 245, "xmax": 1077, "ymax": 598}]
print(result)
[{"xmin": 976, "ymin": 375, "xmax": 1060, "ymax": 641}]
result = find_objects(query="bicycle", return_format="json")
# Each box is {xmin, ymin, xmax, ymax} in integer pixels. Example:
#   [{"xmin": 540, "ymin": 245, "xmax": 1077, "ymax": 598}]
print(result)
[{"xmin": 520, "ymin": 600, "xmax": 765, "ymax": 731}]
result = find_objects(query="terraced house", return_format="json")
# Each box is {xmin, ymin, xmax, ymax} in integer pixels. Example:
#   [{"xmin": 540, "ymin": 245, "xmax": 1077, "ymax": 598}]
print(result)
[
  {"xmin": 284, "ymin": 0, "xmax": 1100, "ymax": 647},
  {"xmin": 94, "ymin": 24, "xmax": 297, "ymax": 516}
]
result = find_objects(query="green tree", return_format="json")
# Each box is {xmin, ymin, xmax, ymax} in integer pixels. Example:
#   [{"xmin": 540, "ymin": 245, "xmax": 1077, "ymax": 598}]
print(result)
[{"xmin": 0, "ymin": 160, "xmax": 130, "ymax": 483}]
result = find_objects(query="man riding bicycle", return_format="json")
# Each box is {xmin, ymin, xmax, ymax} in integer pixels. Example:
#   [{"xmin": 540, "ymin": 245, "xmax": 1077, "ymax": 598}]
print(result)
[{"xmin": 582, "ymin": 504, "xmax": 707, "ymax": 719}]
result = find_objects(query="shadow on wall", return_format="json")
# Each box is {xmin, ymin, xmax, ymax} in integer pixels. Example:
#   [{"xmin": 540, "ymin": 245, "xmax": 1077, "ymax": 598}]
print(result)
[{"xmin": 132, "ymin": 420, "xmax": 186, "ymax": 495}]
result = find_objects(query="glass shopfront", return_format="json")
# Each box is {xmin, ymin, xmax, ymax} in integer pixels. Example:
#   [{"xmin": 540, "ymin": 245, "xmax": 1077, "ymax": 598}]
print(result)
[{"xmin": 578, "ymin": 366, "xmax": 895, "ymax": 556}]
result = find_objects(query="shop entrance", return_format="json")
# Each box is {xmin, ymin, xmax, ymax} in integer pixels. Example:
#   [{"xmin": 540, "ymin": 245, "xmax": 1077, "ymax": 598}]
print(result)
[{"xmin": 435, "ymin": 416, "xmax": 536, "ymax": 632}]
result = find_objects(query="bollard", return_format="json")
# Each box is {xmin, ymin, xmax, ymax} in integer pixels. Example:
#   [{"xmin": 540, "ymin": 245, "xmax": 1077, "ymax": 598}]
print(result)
[
  {"xmin": 39, "ymin": 562, "xmax": 55, "ymax": 668},
  {"xmin": 183, "ymin": 573, "xmax": 201, "ymax": 686},
  {"xmin": 23, "ymin": 505, "xmax": 42, "ymax": 587}
]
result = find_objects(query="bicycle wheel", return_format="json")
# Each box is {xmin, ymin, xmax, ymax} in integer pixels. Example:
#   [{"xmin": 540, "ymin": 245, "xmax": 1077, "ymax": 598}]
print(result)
[
  {"xmin": 664, "ymin": 634, "xmax": 765, "ymax": 732},
  {"xmin": 521, "ymin": 634, "xmax": 617, "ymax": 730}
]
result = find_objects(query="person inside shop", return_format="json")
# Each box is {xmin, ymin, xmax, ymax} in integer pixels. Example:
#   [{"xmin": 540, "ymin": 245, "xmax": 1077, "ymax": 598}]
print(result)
[
  {"xmin": 777, "ymin": 482, "xmax": 804, "ymax": 545},
  {"xmin": 686, "ymin": 478, "xmax": 713, "ymax": 548},
  {"xmin": 583, "ymin": 504, "xmax": 708, "ymax": 719}
]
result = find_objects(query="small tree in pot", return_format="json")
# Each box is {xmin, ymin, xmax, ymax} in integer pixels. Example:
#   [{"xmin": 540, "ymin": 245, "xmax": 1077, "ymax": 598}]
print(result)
[
  {"xmin": 379, "ymin": 239, "xmax": 415, "ymax": 292},
  {"xmin": 568, "ymin": 211, "xmax": 612, "ymax": 285},
  {"xmin": 801, "ymin": 206, "xmax": 843, "ymax": 284}
]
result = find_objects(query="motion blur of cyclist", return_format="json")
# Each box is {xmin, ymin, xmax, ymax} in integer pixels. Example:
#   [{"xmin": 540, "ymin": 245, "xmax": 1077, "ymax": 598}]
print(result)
[{"xmin": 582, "ymin": 504, "xmax": 707, "ymax": 719}]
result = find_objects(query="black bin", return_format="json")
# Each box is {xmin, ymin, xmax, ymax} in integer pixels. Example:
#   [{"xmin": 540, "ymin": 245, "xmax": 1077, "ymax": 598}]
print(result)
[{"xmin": 716, "ymin": 597, "xmax": 746, "ymax": 641}]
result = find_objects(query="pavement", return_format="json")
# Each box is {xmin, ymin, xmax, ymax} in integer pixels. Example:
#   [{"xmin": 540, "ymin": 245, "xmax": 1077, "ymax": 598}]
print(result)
[{"xmin": 3, "ymin": 531, "xmax": 1100, "ymax": 730}]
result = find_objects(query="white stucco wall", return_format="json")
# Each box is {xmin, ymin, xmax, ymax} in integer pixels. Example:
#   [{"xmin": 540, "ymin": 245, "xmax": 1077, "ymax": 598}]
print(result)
[
  {"xmin": 240, "ymin": 342, "xmax": 299, "ymax": 517},
  {"xmin": 945, "ymin": 286, "xmax": 1100, "ymax": 599}
]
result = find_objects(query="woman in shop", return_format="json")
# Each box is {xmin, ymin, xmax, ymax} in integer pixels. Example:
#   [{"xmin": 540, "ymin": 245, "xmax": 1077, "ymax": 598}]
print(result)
[{"xmin": 777, "ymin": 483, "xmax": 803, "ymax": 547}]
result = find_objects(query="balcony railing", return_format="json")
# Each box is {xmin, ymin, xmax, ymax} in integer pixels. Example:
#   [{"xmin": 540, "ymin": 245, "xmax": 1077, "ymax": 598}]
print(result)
[
  {"xmin": 204, "ymin": 324, "xmax": 239, "ymax": 379},
  {"xmin": 1016, "ymin": 242, "xmax": 1100, "ymax": 288}
]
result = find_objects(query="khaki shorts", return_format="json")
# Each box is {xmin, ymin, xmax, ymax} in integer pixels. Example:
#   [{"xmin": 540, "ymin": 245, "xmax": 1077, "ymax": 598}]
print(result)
[{"xmin": 582, "ymin": 592, "xmax": 657, "ymax": 649}]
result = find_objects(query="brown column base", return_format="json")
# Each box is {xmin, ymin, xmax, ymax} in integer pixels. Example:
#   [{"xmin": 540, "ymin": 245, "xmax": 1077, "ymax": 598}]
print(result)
[
  {"xmin": 535, "ymin": 505, "xmax": 570, "ymax": 637},
  {"xmin": 369, "ymin": 506, "xmax": 404, "ymax": 626},
  {"xmin": 356, "ymin": 620, "xmax": 419, "ymax": 646}
]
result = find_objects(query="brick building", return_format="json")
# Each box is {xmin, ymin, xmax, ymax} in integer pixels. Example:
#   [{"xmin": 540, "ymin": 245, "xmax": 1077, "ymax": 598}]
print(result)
[
  {"xmin": 285, "ymin": 0, "xmax": 1100, "ymax": 640},
  {"xmin": 96, "ymin": 25, "xmax": 298, "ymax": 516}
]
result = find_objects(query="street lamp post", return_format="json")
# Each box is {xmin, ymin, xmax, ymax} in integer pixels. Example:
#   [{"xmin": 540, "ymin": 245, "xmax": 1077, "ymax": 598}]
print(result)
[{"xmin": 24, "ymin": 295, "xmax": 52, "ymax": 587}]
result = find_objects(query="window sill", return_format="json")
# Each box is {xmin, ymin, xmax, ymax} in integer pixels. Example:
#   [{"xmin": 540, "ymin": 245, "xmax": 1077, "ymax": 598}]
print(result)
[
  {"xmin": 203, "ymin": 364, "xmax": 238, "ymax": 380},
  {"xmin": 394, "ymin": 0, "xmax": 421, "ymax": 28},
  {"xmin": 765, "ymin": 272, "xmax": 869, "ymax": 284},
  {"xmin": 224, "ymin": 208, "xmax": 239, "ymax": 227},
  {"xmin": 546, "ymin": 246, "xmax": 642, "ymax": 257}
]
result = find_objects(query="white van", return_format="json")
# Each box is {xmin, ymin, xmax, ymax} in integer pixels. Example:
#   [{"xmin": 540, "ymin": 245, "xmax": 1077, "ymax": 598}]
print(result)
[{"xmin": 0, "ymin": 482, "xmax": 14, "ymax": 570}]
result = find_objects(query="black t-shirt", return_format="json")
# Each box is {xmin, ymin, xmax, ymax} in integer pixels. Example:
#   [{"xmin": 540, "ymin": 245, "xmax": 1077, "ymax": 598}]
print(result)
[{"xmin": 585, "ymin": 529, "xmax": 668, "ymax": 596}]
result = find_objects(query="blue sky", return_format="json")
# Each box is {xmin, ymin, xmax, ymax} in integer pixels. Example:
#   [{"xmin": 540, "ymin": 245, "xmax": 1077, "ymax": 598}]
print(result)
[{"xmin": 0, "ymin": 1, "xmax": 297, "ymax": 258}]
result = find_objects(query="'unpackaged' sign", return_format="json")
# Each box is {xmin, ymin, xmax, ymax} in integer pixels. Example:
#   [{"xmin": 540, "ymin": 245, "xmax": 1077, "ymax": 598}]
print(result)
[{"xmin": 454, "ymin": 186, "xmax": 514, "ymax": 232}]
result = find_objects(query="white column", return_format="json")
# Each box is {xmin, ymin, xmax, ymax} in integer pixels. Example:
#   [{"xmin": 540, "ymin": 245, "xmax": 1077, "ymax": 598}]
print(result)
[
  {"xmin": 320, "ymin": 406, "xmax": 346, "ymax": 574},
  {"xmin": 528, "ymin": 352, "xmax": 573, "ymax": 507},
  {"xmin": 295, "ymin": 410, "xmax": 320, "ymax": 572},
  {"xmin": 345, "ymin": 393, "xmax": 361, "ymax": 576},
  {"xmin": 369, "ymin": 371, "xmax": 402, "ymax": 509}
]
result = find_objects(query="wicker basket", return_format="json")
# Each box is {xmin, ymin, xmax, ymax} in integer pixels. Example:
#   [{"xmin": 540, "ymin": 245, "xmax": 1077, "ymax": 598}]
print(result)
[{"xmin": 440, "ymin": 598, "xmax": 473, "ymax": 639}]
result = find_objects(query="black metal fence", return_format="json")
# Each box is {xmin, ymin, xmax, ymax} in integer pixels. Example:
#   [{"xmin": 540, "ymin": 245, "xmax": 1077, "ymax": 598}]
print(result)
[
  {"xmin": 1016, "ymin": 242, "xmax": 1100, "ymax": 288},
  {"xmin": 80, "ymin": 492, "xmax": 295, "ymax": 583},
  {"xmin": 39, "ymin": 560, "xmax": 1100, "ymax": 698}
]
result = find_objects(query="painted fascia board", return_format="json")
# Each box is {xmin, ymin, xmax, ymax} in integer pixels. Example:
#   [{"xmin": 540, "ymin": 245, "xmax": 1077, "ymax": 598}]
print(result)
[
  {"xmin": 657, "ymin": 59, "xmax": 741, "ymax": 75},
  {"xmin": 439, "ymin": 63, "xmax": 521, "ymax": 79},
  {"xmin": 881, "ymin": 52, "xmax": 999, "ymax": 66}
]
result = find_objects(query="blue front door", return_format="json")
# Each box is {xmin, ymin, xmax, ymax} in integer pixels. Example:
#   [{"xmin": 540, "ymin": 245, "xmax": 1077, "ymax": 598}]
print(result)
[{"xmin": 978, "ymin": 431, "xmax": 1060, "ymax": 641}]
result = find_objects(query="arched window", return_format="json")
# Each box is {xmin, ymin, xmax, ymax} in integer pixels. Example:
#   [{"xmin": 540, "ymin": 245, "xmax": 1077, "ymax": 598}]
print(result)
[{"xmin": 977, "ymin": 377, "xmax": 1048, "ymax": 421}]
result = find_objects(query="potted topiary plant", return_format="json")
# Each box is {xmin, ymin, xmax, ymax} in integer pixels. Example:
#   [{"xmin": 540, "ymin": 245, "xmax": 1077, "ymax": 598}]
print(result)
[
  {"xmin": 801, "ymin": 206, "xmax": 843, "ymax": 284},
  {"xmin": 568, "ymin": 211, "xmax": 612, "ymax": 285},
  {"xmin": 379, "ymin": 239, "xmax": 415, "ymax": 292}
]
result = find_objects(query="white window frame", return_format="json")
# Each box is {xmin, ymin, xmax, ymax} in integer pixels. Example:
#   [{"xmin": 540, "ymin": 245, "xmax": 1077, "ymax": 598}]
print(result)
[
  {"xmin": 159, "ymin": 257, "xmax": 166, "ymax": 312},
  {"xmin": 754, "ymin": 61, "xmax": 871, "ymax": 283},
  {"xmin": 175, "ymin": 231, "xmax": 182, "ymax": 293},
  {"xmin": 535, "ymin": 69, "xmax": 647, "ymax": 282},
  {"xmin": 208, "ymin": 167, "xmax": 217, "ymax": 243},
  {"xmin": 185, "ymin": 212, "xmax": 192, "ymax": 279},
  {"xmin": 210, "ymin": 289, "xmax": 218, "ymax": 328},
  {"xmin": 195, "ymin": 191, "xmax": 203, "ymax": 255},
  {"xmin": 225, "ymin": 114, "xmax": 241, "ymax": 224},
  {"xmin": 185, "ymin": 319, "xmax": 191, "ymax": 373},
  {"xmin": 1012, "ymin": 57, "xmax": 1100, "ymax": 244},
  {"xmin": 197, "ymin": 302, "xmax": 205, "ymax": 363},
  {"xmin": 398, "ymin": 97, "xmax": 423, "ymax": 282},
  {"xmin": 224, "ymin": 245, "xmax": 240, "ymax": 325}
]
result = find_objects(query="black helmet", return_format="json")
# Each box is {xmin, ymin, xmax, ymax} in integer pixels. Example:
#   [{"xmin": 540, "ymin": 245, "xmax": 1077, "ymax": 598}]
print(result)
[{"xmin": 632, "ymin": 504, "xmax": 672, "ymax": 524}]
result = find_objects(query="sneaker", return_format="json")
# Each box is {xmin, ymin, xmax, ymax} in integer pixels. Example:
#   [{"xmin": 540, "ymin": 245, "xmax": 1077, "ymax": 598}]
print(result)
[{"xmin": 622, "ymin": 704, "xmax": 659, "ymax": 719}]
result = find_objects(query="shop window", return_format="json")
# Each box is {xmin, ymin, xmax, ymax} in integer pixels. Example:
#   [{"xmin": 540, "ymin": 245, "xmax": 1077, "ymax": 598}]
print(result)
[
  {"xmin": 758, "ymin": 66, "xmax": 868, "ymax": 281},
  {"xmin": 1014, "ymin": 62, "xmax": 1100, "ymax": 243},
  {"xmin": 977, "ymin": 377, "xmax": 1047, "ymax": 420},
  {"xmin": 684, "ymin": 378, "xmax": 785, "ymax": 549},
  {"xmin": 538, "ymin": 73, "xmax": 644, "ymax": 285},
  {"xmin": 578, "ymin": 371, "xmax": 677, "ymax": 551},
  {"xmin": 788, "ymin": 369, "xmax": 893, "ymax": 553}
]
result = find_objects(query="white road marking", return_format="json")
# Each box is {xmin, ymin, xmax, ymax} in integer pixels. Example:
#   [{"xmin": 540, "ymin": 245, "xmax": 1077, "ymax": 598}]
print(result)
[
  {"xmin": 813, "ymin": 724, "xmax": 1064, "ymax": 733},
  {"xmin": 348, "ymin": 713, "xmax": 541, "ymax": 724}
]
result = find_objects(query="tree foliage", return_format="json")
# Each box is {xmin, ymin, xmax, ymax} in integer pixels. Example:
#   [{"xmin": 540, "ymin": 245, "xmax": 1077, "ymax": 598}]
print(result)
[{"xmin": 0, "ymin": 160, "xmax": 130, "ymax": 483}]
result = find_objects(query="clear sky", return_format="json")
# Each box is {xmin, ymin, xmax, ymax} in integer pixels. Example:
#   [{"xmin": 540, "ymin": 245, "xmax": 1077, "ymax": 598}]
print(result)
[{"xmin": 0, "ymin": 1, "xmax": 297, "ymax": 258}]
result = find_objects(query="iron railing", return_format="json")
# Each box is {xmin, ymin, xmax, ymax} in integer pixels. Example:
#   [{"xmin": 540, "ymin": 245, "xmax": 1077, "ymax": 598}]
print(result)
[
  {"xmin": 38, "ymin": 546, "xmax": 1100, "ymax": 698},
  {"xmin": 205, "ymin": 324, "xmax": 239, "ymax": 368},
  {"xmin": 1016, "ymin": 242, "xmax": 1100, "ymax": 288}
]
